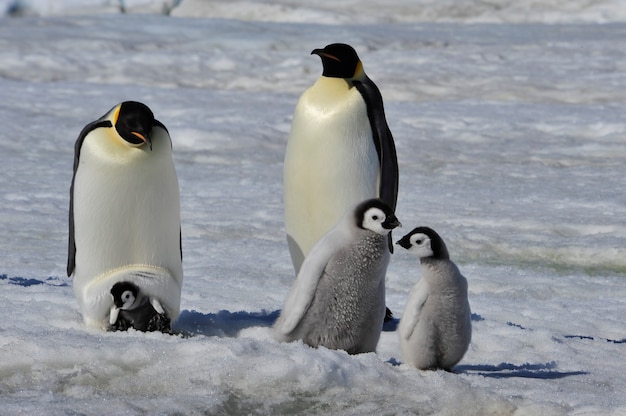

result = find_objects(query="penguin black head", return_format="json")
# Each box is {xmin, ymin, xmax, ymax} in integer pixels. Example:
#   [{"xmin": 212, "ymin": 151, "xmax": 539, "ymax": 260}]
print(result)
[
  {"xmin": 311, "ymin": 43, "xmax": 362, "ymax": 79},
  {"xmin": 355, "ymin": 198, "xmax": 401, "ymax": 235},
  {"xmin": 110, "ymin": 281, "xmax": 140, "ymax": 309},
  {"xmin": 114, "ymin": 101, "xmax": 154, "ymax": 150},
  {"xmin": 396, "ymin": 227, "xmax": 450, "ymax": 261}
]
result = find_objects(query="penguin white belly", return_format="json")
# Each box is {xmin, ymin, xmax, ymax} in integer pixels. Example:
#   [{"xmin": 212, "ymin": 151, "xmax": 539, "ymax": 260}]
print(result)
[
  {"xmin": 399, "ymin": 299, "xmax": 441, "ymax": 369},
  {"xmin": 72, "ymin": 127, "xmax": 182, "ymax": 328},
  {"xmin": 399, "ymin": 287, "xmax": 472, "ymax": 370},
  {"xmin": 284, "ymin": 77, "xmax": 380, "ymax": 272}
]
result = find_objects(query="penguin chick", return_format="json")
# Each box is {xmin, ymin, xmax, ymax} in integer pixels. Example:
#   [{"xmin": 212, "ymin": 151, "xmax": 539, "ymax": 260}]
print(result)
[
  {"xmin": 396, "ymin": 227, "xmax": 471, "ymax": 371},
  {"xmin": 274, "ymin": 198, "xmax": 401, "ymax": 354},
  {"xmin": 284, "ymin": 43, "xmax": 398, "ymax": 274},
  {"xmin": 109, "ymin": 281, "xmax": 171, "ymax": 333}
]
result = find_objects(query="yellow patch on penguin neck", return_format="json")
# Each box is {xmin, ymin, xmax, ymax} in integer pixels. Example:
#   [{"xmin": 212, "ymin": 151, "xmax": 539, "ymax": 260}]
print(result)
[
  {"xmin": 111, "ymin": 103, "xmax": 122, "ymax": 125},
  {"xmin": 353, "ymin": 61, "xmax": 366, "ymax": 80}
]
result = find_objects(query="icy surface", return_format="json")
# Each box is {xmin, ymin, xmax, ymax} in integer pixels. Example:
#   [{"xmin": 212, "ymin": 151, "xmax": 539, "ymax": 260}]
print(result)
[{"xmin": 0, "ymin": 1, "xmax": 625, "ymax": 415}]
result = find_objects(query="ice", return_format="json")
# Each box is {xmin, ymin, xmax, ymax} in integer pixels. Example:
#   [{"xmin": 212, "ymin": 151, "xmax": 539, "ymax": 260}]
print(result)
[{"xmin": 0, "ymin": 1, "xmax": 625, "ymax": 414}]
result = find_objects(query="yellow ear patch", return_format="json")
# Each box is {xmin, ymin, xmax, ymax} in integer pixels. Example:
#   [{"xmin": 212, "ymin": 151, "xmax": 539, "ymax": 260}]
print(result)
[
  {"xmin": 353, "ymin": 61, "xmax": 365, "ymax": 79},
  {"xmin": 112, "ymin": 104, "xmax": 121, "ymax": 125}
]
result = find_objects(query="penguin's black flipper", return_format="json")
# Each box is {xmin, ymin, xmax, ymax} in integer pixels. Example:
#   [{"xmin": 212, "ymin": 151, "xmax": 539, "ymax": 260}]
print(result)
[
  {"xmin": 353, "ymin": 78, "xmax": 399, "ymax": 255},
  {"xmin": 352, "ymin": 77, "xmax": 398, "ymax": 214}
]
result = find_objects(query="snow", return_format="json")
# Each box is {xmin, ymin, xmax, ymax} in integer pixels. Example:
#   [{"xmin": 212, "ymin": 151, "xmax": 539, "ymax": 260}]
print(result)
[{"xmin": 1, "ymin": 1, "xmax": 625, "ymax": 415}]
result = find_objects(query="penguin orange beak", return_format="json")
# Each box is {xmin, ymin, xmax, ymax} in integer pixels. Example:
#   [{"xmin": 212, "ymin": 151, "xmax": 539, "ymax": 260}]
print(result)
[{"xmin": 130, "ymin": 131, "xmax": 152, "ymax": 150}]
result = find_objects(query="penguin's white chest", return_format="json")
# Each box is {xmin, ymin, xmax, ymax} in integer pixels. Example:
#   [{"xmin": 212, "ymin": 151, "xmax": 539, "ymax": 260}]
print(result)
[
  {"xmin": 284, "ymin": 77, "xmax": 379, "ymax": 267},
  {"xmin": 72, "ymin": 127, "xmax": 181, "ymax": 284}
]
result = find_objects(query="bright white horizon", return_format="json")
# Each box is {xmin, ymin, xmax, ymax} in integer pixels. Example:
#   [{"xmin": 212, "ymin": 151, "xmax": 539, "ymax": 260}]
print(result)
[{"xmin": 0, "ymin": 1, "xmax": 625, "ymax": 414}]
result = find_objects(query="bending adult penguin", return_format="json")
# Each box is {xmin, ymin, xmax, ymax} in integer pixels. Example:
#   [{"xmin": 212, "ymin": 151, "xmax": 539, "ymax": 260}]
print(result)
[
  {"xmin": 274, "ymin": 199, "xmax": 401, "ymax": 354},
  {"xmin": 68, "ymin": 101, "xmax": 183, "ymax": 331},
  {"xmin": 283, "ymin": 43, "xmax": 399, "ymax": 275},
  {"xmin": 396, "ymin": 227, "xmax": 472, "ymax": 371}
]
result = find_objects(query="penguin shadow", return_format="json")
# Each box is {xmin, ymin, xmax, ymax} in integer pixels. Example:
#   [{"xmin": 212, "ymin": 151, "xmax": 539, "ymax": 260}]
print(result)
[
  {"xmin": 174, "ymin": 309, "xmax": 281, "ymax": 338},
  {"xmin": 0, "ymin": 274, "xmax": 69, "ymax": 287},
  {"xmin": 455, "ymin": 361, "xmax": 588, "ymax": 379}
]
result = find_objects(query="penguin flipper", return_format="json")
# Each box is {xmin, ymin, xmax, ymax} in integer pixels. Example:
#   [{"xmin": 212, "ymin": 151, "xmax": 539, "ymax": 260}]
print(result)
[
  {"xmin": 399, "ymin": 279, "xmax": 430, "ymax": 341},
  {"xmin": 277, "ymin": 227, "xmax": 349, "ymax": 336},
  {"xmin": 109, "ymin": 305, "xmax": 121, "ymax": 325},
  {"xmin": 353, "ymin": 78, "xmax": 398, "ymax": 212},
  {"xmin": 150, "ymin": 297, "xmax": 166, "ymax": 315}
]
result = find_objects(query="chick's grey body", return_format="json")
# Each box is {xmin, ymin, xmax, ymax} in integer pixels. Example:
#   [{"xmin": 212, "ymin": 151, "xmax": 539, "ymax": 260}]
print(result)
[
  {"xmin": 290, "ymin": 231, "xmax": 388, "ymax": 354},
  {"xmin": 275, "ymin": 198, "xmax": 399, "ymax": 354},
  {"xmin": 401, "ymin": 259, "xmax": 471, "ymax": 370},
  {"xmin": 111, "ymin": 298, "xmax": 171, "ymax": 333},
  {"xmin": 397, "ymin": 227, "xmax": 471, "ymax": 370}
]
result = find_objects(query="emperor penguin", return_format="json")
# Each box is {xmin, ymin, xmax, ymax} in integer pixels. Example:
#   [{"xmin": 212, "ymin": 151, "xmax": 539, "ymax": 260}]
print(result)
[
  {"xmin": 396, "ymin": 227, "xmax": 471, "ymax": 371},
  {"xmin": 68, "ymin": 101, "xmax": 183, "ymax": 331},
  {"xmin": 283, "ymin": 43, "xmax": 399, "ymax": 275},
  {"xmin": 274, "ymin": 198, "xmax": 401, "ymax": 354}
]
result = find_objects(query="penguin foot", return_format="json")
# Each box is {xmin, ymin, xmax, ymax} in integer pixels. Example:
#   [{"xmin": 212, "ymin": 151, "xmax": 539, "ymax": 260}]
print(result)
[
  {"xmin": 384, "ymin": 307, "xmax": 394, "ymax": 322},
  {"xmin": 145, "ymin": 313, "xmax": 171, "ymax": 333},
  {"xmin": 108, "ymin": 316, "xmax": 132, "ymax": 332}
]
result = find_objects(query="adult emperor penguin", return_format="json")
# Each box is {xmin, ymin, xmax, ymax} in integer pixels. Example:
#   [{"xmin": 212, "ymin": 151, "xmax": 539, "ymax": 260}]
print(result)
[
  {"xmin": 283, "ymin": 43, "xmax": 399, "ymax": 275},
  {"xmin": 68, "ymin": 101, "xmax": 183, "ymax": 331},
  {"xmin": 274, "ymin": 199, "xmax": 401, "ymax": 354},
  {"xmin": 396, "ymin": 227, "xmax": 471, "ymax": 370}
]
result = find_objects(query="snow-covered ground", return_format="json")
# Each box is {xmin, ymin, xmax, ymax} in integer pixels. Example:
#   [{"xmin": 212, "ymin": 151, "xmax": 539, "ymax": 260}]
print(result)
[{"xmin": 1, "ymin": 1, "xmax": 625, "ymax": 415}]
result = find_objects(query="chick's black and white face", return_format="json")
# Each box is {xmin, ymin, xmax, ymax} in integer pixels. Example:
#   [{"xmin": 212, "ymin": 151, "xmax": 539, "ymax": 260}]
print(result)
[
  {"xmin": 119, "ymin": 290, "xmax": 136, "ymax": 309},
  {"xmin": 361, "ymin": 207, "xmax": 391, "ymax": 236},
  {"xmin": 406, "ymin": 233, "xmax": 434, "ymax": 258}
]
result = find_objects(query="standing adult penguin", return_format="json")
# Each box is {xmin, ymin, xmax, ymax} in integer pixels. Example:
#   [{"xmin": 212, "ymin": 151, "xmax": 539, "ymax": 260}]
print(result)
[
  {"xmin": 283, "ymin": 43, "xmax": 399, "ymax": 276},
  {"xmin": 396, "ymin": 227, "xmax": 472, "ymax": 370},
  {"xmin": 274, "ymin": 199, "xmax": 401, "ymax": 354},
  {"xmin": 68, "ymin": 101, "xmax": 183, "ymax": 331}
]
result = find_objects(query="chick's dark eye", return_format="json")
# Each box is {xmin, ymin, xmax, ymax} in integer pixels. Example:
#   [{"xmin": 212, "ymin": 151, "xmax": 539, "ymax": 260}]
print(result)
[
  {"xmin": 372, "ymin": 215, "xmax": 379, "ymax": 220},
  {"xmin": 416, "ymin": 239, "xmax": 423, "ymax": 245}
]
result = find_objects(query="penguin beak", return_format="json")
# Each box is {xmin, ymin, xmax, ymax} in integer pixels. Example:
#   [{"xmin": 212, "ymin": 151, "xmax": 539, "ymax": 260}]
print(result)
[
  {"xmin": 383, "ymin": 215, "xmax": 401, "ymax": 230},
  {"xmin": 131, "ymin": 131, "xmax": 152, "ymax": 151},
  {"xmin": 311, "ymin": 49, "xmax": 340, "ymax": 62},
  {"xmin": 396, "ymin": 238, "xmax": 411, "ymax": 250}
]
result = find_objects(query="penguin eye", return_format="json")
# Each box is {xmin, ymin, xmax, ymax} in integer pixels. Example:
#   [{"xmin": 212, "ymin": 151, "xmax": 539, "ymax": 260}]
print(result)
[
  {"xmin": 416, "ymin": 239, "xmax": 423, "ymax": 245},
  {"xmin": 372, "ymin": 215, "xmax": 379, "ymax": 221}
]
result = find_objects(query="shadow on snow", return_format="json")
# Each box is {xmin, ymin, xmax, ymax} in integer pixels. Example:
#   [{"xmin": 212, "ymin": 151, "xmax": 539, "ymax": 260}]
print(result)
[
  {"xmin": 175, "ymin": 309, "xmax": 280, "ymax": 337},
  {"xmin": 0, "ymin": 274, "xmax": 69, "ymax": 287},
  {"xmin": 455, "ymin": 361, "xmax": 588, "ymax": 379}
]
